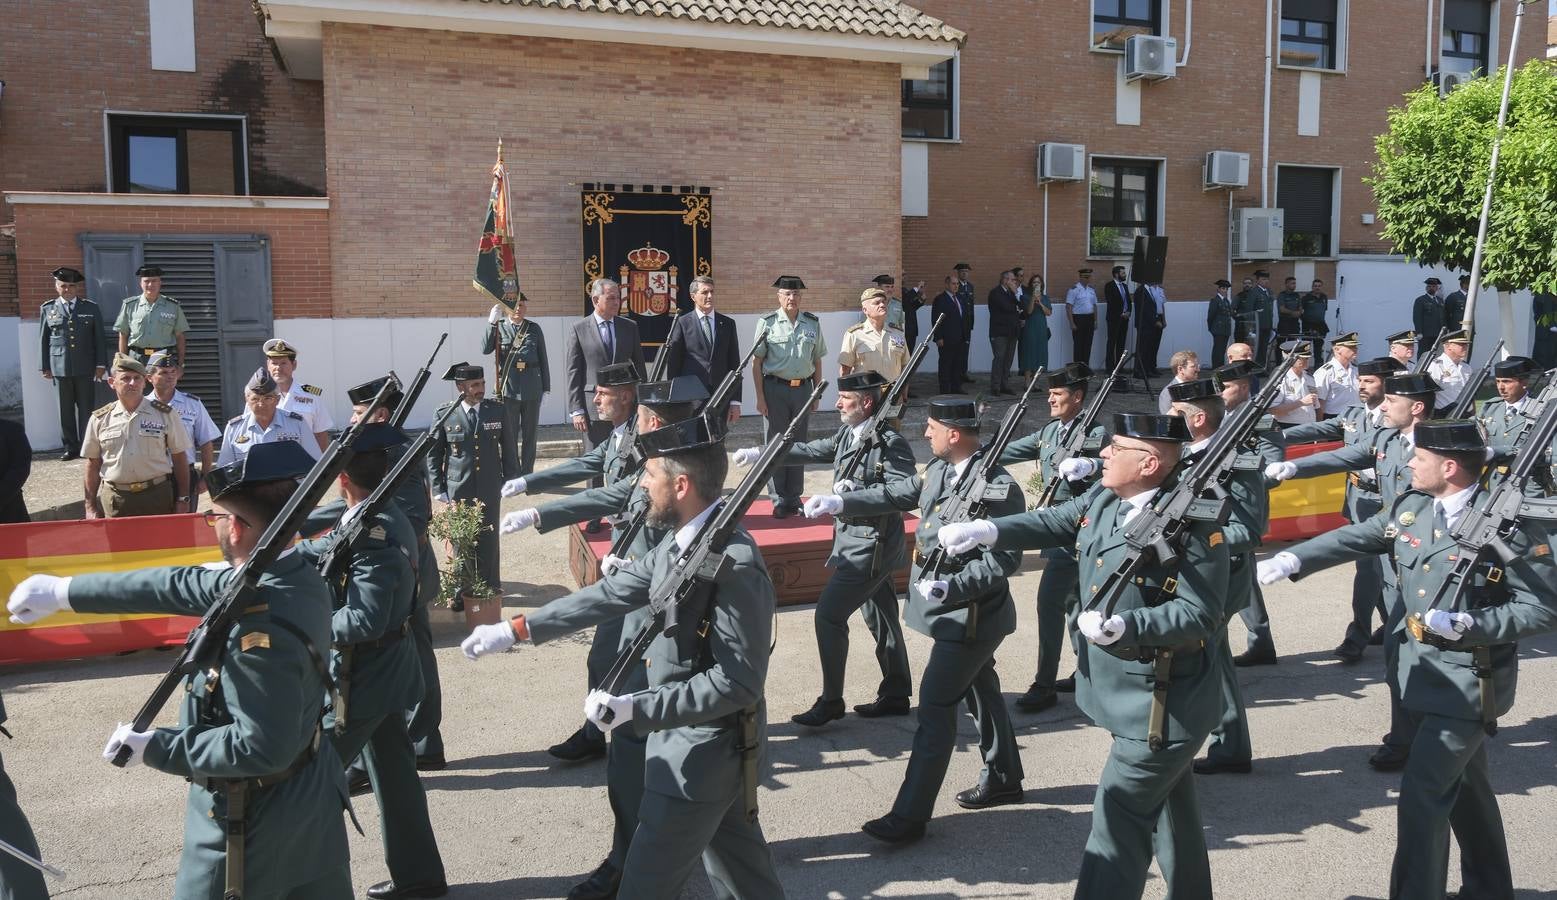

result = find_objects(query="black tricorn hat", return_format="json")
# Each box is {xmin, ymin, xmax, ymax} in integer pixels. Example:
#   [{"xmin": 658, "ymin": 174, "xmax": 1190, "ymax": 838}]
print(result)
[
  {"xmin": 1044, "ymin": 362, "xmax": 1093, "ymax": 390},
  {"xmin": 353, "ymin": 422, "xmax": 409, "ymax": 454},
  {"xmin": 636, "ymin": 414, "xmax": 721, "ymax": 458},
  {"xmin": 1356, "ymin": 357, "xmax": 1406, "ymax": 377},
  {"xmin": 1214, "ymin": 278, "xmax": 1232, "ymax": 288},
  {"xmin": 954, "ymin": 262, "xmax": 972, "ymax": 271},
  {"xmin": 927, "ymin": 396, "xmax": 979, "ymax": 430},
  {"xmin": 871, "ymin": 274, "xmax": 895, "ymax": 285},
  {"xmin": 772, "ymin": 275, "xmax": 807, "ymax": 290},
  {"xmin": 1425, "ymin": 276, "xmax": 1442, "ymax": 285},
  {"xmin": 1214, "ymin": 360, "xmax": 1261, "ymax": 384},
  {"xmin": 1384, "ymin": 372, "xmax": 1440, "ymax": 397},
  {"xmin": 638, "ymin": 374, "xmax": 708, "ymax": 410},
  {"xmin": 1166, "ymin": 378, "xmax": 1222, "ymax": 403},
  {"xmin": 837, "ymin": 371, "xmax": 889, "ymax": 393},
  {"xmin": 1493, "ymin": 356, "xmax": 1539, "ymax": 378},
  {"xmin": 1415, "ymin": 420, "xmax": 1485, "ymax": 453},
  {"xmin": 52, "ymin": 266, "xmax": 84, "ymax": 283},
  {"xmin": 1112, "ymin": 413, "xmax": 1192, "ymax": 443},
  {"xmin": 347, "ymin": 375, "xmax": 404, "ymax": 408},
  {"xmin": 441, "ymin": 362, "xmax": 484, "ymax": 382},
  {"xmin": 596, "ymin": 362, "xmax": 639, "ymax": 388},
  {"xmin": 206, "ymin": 441, "xmax": 315, "ymax": 502},
  {"xmin": 135, "ymin": 264, "xmax": 164, "ymax": 278}
]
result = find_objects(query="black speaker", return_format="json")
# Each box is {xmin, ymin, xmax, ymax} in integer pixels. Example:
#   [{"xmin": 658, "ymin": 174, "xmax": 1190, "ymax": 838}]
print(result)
[{"xmin": 1131, "ymin": 236, "xmax": 1169, "ymax": 284}]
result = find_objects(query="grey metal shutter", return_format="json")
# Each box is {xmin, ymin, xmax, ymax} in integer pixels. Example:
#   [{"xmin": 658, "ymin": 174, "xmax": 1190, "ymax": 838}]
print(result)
[{"xmin": 142, "ymin": 240, "xmax": 221, "ymax": 421}]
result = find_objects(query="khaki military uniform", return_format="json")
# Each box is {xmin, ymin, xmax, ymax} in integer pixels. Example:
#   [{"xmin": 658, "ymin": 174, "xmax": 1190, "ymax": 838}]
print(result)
[
  {"xmin": 114, "ymin": 294, "xmax": 188, "ymax": 362},
  {"xmin": 838, "ymin": 321, "xmax": 910, "ymax": 382},
  {"xmin": 82, "ymin": 398, "xmax": 193, "ymax": 517}
]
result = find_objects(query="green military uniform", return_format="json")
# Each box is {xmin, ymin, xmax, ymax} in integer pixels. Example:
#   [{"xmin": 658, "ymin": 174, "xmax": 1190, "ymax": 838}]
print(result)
[
  {"xmin": 989, "ymin": 475, "xmax": 1229, "ymax": 899},
  {"xmin": 753, "ymin": 304, "xmax": 825, "ymax": 512},
  {"xmin": 1283, "ymin": 486, "xmax": 1557, "ymax": 898},
  {"xmin": 298, "ymin": 499, "xmax": 445, "ymax": 893},
  {"xmin": 835, "ymin": 453, "xmax": 1026, "ymax": 825},
  {"xmin": 427, "ymin": 397, "xmax": 514, "ymax": 592},
  {"xmin": 114, "ymin": 293, "xmax": 188, "ymax": 363},
  {"xmin": 68, "ymin": 560, "xmax": 352, "ymax": 899},
  {"xmin": 1220, "ymin": 369, "xmax": 1285, "ymax": 658},
  {"xmin": 39, "ymin": 279, "xmax": 109, "ymax": 455},
  {"xmin": 1479, "ymin": 357, "xmax": 1550, "ymax": 498},
  {"xmin": 1237, "ymin": 281, "xmax": 1274, "ymax": 360},
  {"xmin": 0, "ymin": 689, "xmax": 50, "ymax": 900},
  {"xmin": 483, "ymin": 317, "xmax": 549, "ymax": 477}
]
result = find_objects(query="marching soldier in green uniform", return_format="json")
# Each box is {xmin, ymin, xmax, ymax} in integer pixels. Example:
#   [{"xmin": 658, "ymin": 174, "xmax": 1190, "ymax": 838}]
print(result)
[
  {"xmin": 751, "ymin": 276, "xmax": 825, "ymax": 518},
  {"xmin": 462, "ymin": 416, "xmax": 786, "ymax": 899},
  {"xmin": 1258, "ymin": 420, "xmax": 1557, "ymax": 899},
  {"xmin": 0, "ymin": 688, "xmax": 50, "ymax": 900},
  {"xmin": 1213, "ymin": 359, "xmax": 1284, "ymax": 667},
  {"xmin": 426, "ymin": 362, "xmax": 515, "ymax": 609},
  {"xmin": 7, "ymin": 442, "xmax": 353, "ymax": 899},
  {"xmin": 998, "ymin": 362, "xmax": 1105, "ymax": 711},
  {"xmin": 939, "ymin": 413, "xmax": 1229, "ymax": 899},
  {"xmin": 1478, "ymin": 356, "xmax": 1556, "ymax": 498},
  {"xmin": 296, "ymin": 424, "xmax": 447, "ymax": 900},
  {"xmin": 483, "ymin": 295, "xmax": 550, "ymax": 477},
  {"xmin": 81, "ymin": 353, "xmax": 194, "ymax": 518},
  {"xmin": 38, "ymin": 265, "xmax": 108, "ymax": 460},
  {"xmin": 114, "ymin": 264, "xmax": 188, "ymax": 365},
  {"xmin": 805, "ymin": 396, "xmax": 1025, "ymax": 843},
  {"xmin": 733, "ymin": 371, "xmax": 916, "ymax": 728}
]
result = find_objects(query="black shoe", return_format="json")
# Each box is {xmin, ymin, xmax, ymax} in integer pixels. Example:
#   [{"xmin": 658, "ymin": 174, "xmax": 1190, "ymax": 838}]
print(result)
[
  {"xmin": 449, "ymin": 597, "xmax": 464, "ymax": 613},
  {"xmin": 771, "ymin": 504, "xmax": 793, "ymax": 520},
  {"xmin": 1368, "ymin": 744, "xmax": 1410, "ymax": 772},
  {"xmin": 853, "ymin": 696, "xmax": 911, "ymax": 718},
  {"xmin": 567, "ymin": 860, "xmax": 621, "ymax": 900},
  {"xmin": 548, "ymin": 727, "xmax": 607, "ymax": 762},
  {"xmin": 415, "ymin": 754, "xmax": 447, "ymax": 772},
  {"xmin": 954, "ymin": 782, "xmax": 1024, "ymax": 810},
  {"xmin": 585, "ymin": 519, "xmax": 603, "ymax": 534},
  {"xmin": 1054, "ymin": 674, "xmax": 1076, "ymax": 693},
  {"xmin": 791, "ymin": 698, "xmax": 846, "ymax": 727},
  {"xmin": 1233, "ymin": 648, "xmax": 1278, "ymax": 667},
  {"xmin": 1193, "ymin": 756, "xmax": 1253, "ymax": 775},
  {"xmin": 347, "ymin": 770, "xmax": 372, "ymax": 796},
  {"xmin": 1333, "ymin": 641, "xmax": 1364, "ymax": 664},
  {"xmin": 1368, "ymin": 626, "xmax": 1385, "ymax": 646},
  {"xmin": 862, "ymin": 812, "xmax": 926, "ymax": 844},
  {"xmin": 1014, "ymin": 684, "xmax": 1059, "ymax": 712},
  {"xmin": 366, "ymin": 880, "xmax": 449, "ymax": 899},
  {"xmin": 58, "ymin": 450, "xmax": 77, "ymax": 462}
]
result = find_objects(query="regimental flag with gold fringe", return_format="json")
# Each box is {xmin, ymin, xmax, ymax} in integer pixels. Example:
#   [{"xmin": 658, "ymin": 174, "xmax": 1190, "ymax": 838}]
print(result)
[{"xmin": 473, "ymin": 140, "xmax": 520, "ymax": 308}]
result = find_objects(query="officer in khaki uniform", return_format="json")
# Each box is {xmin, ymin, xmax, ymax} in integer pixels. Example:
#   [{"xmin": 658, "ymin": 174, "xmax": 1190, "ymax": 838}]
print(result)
[
  {"xmin": 114, "ymin": 264, "xmax": 188, "ymax": 364},
  {"xmin": 482, "ymin": 294, "xmax": 550, "ymax": 477},
  {"xmin": 0, "ymin": 687, "xmax": 50, "ymax": 899},
  {"xmin": 7, "ymin": 441, "xmax": 353, "ymax": 899},
  {"xmin": 751, "ymin": 275, "xmax": 825, "ymax": 517},
  {"xmin": 1260, "ymin": 420, "xmax": 1557, "ymax": 899},
  {"xmin": 839, "ymin": 288, "xmax": 909, "ymax": 382},
  {"xmin": 38, "ymin": 265, "xmax": 108, "ymax": 460},
  {"xmin": 81, "ymin": 354, "xmax": 193, "ymax": 518}
]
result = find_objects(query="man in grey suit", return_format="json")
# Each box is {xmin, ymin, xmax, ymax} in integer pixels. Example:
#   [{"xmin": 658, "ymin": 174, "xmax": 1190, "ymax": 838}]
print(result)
[
  {"xmin": 663, "ymin": 275, "xmax": 742, "ymax": 425},
  {"xmin": 567, "ymin": 278, "xmax": 647, "ymax": 503},
  {"xmin": 38, "ymin": 265, "xmax": 109, "ymax": 460}
]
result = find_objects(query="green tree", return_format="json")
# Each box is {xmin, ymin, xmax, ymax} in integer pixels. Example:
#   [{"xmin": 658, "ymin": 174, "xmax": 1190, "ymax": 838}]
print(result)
[{"xmin": 1369, "ymin": 59, "xmax": 1557, "ymax": 293}]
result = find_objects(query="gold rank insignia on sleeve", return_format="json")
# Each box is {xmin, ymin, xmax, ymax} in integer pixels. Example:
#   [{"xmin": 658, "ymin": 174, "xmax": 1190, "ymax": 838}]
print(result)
[
  {"xmin": 240, "ymin": 632, "xmax": 272, "ymax": 652},
  {"xmin": 1209, "ymin": 532, "xmax": 1224, "ymax": 547},
  {"xmin": 1535, "ymin": 544, "xmax": 1551, "ymax": 557},
  {"xmin": 369, "ymin": 525, "xmax": 387, "ymax": 541}
]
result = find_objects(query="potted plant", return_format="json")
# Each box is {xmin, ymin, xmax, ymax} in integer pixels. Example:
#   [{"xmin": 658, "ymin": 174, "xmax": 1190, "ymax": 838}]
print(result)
[{"xmin": 427, "ymin": 499, "xmax": 502, "ymax": 626}]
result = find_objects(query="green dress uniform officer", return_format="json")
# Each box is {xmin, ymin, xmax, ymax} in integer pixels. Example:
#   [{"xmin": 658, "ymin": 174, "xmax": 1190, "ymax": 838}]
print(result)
[
  {"xmin": 38, "ymin": 266, "xmax": 108, "ymax": 460},
  {"xmin": 751, "ymin": 276, "xmax": 825, "ymax": 518},
  {"xmin": 462, "ymin": 417, "xmax": 786, "ymax": 900},
  {"xmin": 81, "ymin": 354, "xmax": 194, "ymax": 518},
  {"xmin": 735, "ymin": 371, "xmax": 916, "ymax": 728},
  {"xmin": 7, "ymin": 442, "xmax": 354, "ymax": 899},
  {"xmin": 114, "ymin": 265, "xmax": 188, "ymax": 364},
  {"xmin": 942, "ymin": 413, "xmax": 1229, "ymax": 900},
  {"xmin": 426, "ymin": 362, "xmax": 515, "ymax": 604},
  {"xmin": 216, "ymin": 368, "xmax": 313, "ymax": 467},
  {"xmin": 806, "ymin": 396, "xmax": 1025, "ymax": 844},
  {"xmin": 1205, "ymin": 279, "xmax": 1236, "ymax": 367},
  {"xmin": 998, "ymin": 362, "xmax": 1105, "ymax": 711},
  {"xmin": 0, "ymin": 688, "xmax": 51, "ymax": 900},
  {"xmin": 482, "ymin": 296, "xmax": 550, "ymax": 477},
  {"xmin": 1258, "ymin": 420, "xmax": 1557, "ymax": 899},
  {"xmin": 295, "ymin": 424, "xmax": 447, "ymax": 900}
]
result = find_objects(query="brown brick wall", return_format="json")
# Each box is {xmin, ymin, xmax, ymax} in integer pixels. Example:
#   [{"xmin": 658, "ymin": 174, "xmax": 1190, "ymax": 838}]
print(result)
[
  {"xmin": 10, "ymin": 201, "xmax": 330, "ymax": 320},
  {"xmin": 0, "ymin": 234, "xmax": 17, "ymax": 318},
  {"xmin": 902, "ymin": 0, "xmax": 1546, "ymax": 301},
  {"xmin": 320, "ymin": 24, "xmax": 903, "ymax": 320}
]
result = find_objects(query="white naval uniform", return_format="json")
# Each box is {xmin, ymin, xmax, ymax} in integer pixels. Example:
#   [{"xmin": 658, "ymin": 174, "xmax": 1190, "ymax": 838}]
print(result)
[
  {"xmin": 1275, "ymin": 368, "xmax": 1318, "ymax": 425},
  {"xmin": 1427, "ymin": 353, "xmax": 1472, "ymax": 410},
  {"xmin": 277, "ymin": 380, "xmax": 335, "ymax": 439},
  {"xmin": 216, "ymin": 408, "xmax": 312, "ymax": 465},
  {"xmin": 1313, "ymin": 359, "xmax": 1359, "ymax": 416}
]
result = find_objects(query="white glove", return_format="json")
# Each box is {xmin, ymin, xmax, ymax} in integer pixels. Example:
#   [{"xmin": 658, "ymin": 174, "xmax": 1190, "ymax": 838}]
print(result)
[
  {"xmin": 916, "ymin": 579, "xmax": 950, "ymax": 603},
  {"xmin": 461, "ymin": 622, "xmax": 518, "ymax": 660},
  {"xmin": 500, "ymin": 508, "xmax": 540, "ymax": 534},
  {"xmin": 102, "ymin": 722, "xmax": 152, "ymax": 768},
  {"xmin": 1256, "ymin": 551, "xmax": 1301, "ymax": 585},
  {"xmin": 1264, "ymin": 461, "xmax": 1298, "ymax": 482},
  {"xmin": 832, "ymin": 479, "xmax": 859, "ymax": 493},
  {"xmin": 1058, "ymin": 457, "xmax": 1099, "ymax": 480},
  {"xmin": 433, "ymin": 492, "xmax": 450, "ymax": 504},
  {"xmin": 7, "ymin": 574, "xmax": 72, "ymax": 625},
  {"xmin": 732, "ymin": 447, "xmax": 761, "ymax": 467},
  {"xmin": 1077, "ymin": 610, "xmax": 1127, "ymax": 646},
  {"xmin": 583, "ymin": 689, "xmax": 634, "ymax": 733},
  {"xmin": 938, "ymin": 519, "xmax": 998, "ymax": 555},
  {"xmin": 199, "ymin": 561, "xmax": 233, "ymax": 572},
  {"xmin": 802, "ymin": 494, "xmax": 843, "ymax": 518},
  {"xmin": 601, "ymin": 554, "xmax": 632, "ymax": 577},
  {"xmin": 500, "ymin": 477, "xmax": 528, "ymax": 498},
  {"xmin": 488, "ymin": 304, "xmax": 504, "ymax": 324},
  {"xmin": 1549, "ymin": 326, "xmax": 1556, "ymax": 333},
  {"xmin": 1424, "ymin": 609, "xmax": 1472, "ymax": 641}
]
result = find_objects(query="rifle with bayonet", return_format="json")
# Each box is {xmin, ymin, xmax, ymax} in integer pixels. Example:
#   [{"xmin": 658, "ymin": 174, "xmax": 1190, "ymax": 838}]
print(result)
[
  {"xmin": 836, "ymin": 314, "xmax": 945, "ymax": 484},
  {"xmin": 392, "ymin": 332, "xmax": 448, "ymax": 428},
  {"xmin": 1446, "ymin": 339, "xmax": 1504, "ymax": 420},
  {"xmin": 1036, "ymin": 351, "xmax": 1132, "ymax": 508},
  {"xmin": 1414, "ymin": 330, "xmax": 1447, "ymax": 375},
  {"xmin": 109, "ymin": 380, "xmax": 396, "ymax": 767}
]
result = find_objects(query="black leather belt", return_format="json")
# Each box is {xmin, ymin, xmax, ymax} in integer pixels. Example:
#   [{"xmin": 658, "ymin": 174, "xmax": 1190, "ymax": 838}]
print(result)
[
  {"xmin": 1098, "ymin": 639, "xmax": 1205, "ymax": 664},
  {"xmin": 191, "ymin": 726, "xmax": 320, "ymax": 791},
  {"xmin": 764, "ymin": 374, "xmax": 814, "ymax": 388},
  {"xmin": 349, "ymin": 619, "xmax": 411, "ymax": 651}
]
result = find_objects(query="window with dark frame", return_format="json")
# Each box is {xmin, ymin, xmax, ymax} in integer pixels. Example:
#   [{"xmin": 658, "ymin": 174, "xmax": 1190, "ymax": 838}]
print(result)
[
  {"xmin": 1441, "ymin": 0, "xmax": 1491, "ymax": 76},
  {"xmin": 1093, "ymin": 0, "xmax": 1161, "ymax": 50},
  {"xmin": 1089, "ymin": 159, "xmax": 1158, "ymax": 257},
  {"xmin": 1280, "ymin": 0, "xmax": 1338, "ymax": 69},
  {"xmin": 109, "ymin": 114, "xmax": 247, "ymax": 195},
  {"xmin": 1277, "ymin": 166, "xmax": 1335, "ymax": 258},
  {"xmin": 901, "ymin": 59, "xmax": 954, "ymax": 140}
]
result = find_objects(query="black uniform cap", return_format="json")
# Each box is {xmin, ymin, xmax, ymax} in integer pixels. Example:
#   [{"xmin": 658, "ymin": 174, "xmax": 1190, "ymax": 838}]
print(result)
[
  {"xmin": 1356, "ymin": 357, "xmax": 1406, "ymax": 377},
  {"xmin": 927, "ymin": 396, "xmax": 979, "ymax": 430},
  {"xmin": 637, "ymin": 414, "xmax": 721, "ymax": 458},
  {"xmin": 1442, "ymin": 329, "xmax": 1471, "ymax": 344},
  {"xmin": 352, "ymin": 422, "xmax": 409, "ymax": 453},
  {"xmin": 206, "ymin": 441, "xmax": 315, "ymax": 502},
  {"xmin": 1387, "ymin": 329, "xmax": 1418, "ymax": 345},
  {"xmin": 837, "ymin": 371, "xmax": 889, "ymax": 393},
  {"xmin": 246, "ymin": 366, "xmax": 278, "ymax": 396},
  {"xmin": 347, "ymin": 375, "xmax": 404, "ymax": 408},
  {"xmin": 1414, "ymin": 420, "xmax": 1485, "ymax": 453},
  {"xmin": 1166, "ymin": 378, "xmax": 1221, "ymax": 403},
  {"xmin": 1214, "ymin": 360, "xmax": 1261, "ymax": 384},
  {"xmin": 1112, "ymin": 413, "xmax": 1192, "ymax": 443},
  {"xmin": 1330, "ymin": 331, "xmax": 1360, "ymax": 348},
  {"xmin": 135, "ymin": 265, "xmax": 163, "ymax": 278},
  {"xmin": 441, "ymin": 362, "xmax": 484, "ymax": 382},
  {"xmin": 1214, "ymin": 279, "xmax": 1233, "ymax": 288},
  {"xmin": 596, "ymin": 362, "xmax": 639, "ymax": 388},
  {"xmin": 1383, "ymin": 372, "xmax": 1440, "ymax": 397},
  {"xmin": 52, "ymin": 266, "xmax": 84, "ymax": 283},
  {"xmin": 638, "ymin": 374, "xmax": 709, "ymax": 410},
  {"xmin": 1044, "ymin": 362, "xmax": 1093, "ymax": 390},
  {"xmin": 1493, "ymin": 356, "xmax": 1539, "ymax": 378},
  {"xmin": 1425, "ymin": 277, "xmax": 1442, "ymax": 286},
  {"xmin": 772, "ymin": 275, "xmax": 807, "ymax": 290},
  {"xmin": 871, "ymin": 274, "xmax": 895, "ymax": 286},
  {"xmin": 954, "ymin": 263, "xmax": 972, "ymax": 271}
]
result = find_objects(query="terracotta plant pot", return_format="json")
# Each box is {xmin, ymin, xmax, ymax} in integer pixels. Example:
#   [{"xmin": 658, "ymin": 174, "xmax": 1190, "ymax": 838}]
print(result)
[{"xmin": 462, "ymin": 592, "xmax": 505, "ymax": 627}]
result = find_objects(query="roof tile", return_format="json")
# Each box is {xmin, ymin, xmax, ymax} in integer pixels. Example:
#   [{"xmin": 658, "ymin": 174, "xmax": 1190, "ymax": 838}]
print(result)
[{"xmin": 464, "ymin": 0, "xmax": 965, "ymax": 44}]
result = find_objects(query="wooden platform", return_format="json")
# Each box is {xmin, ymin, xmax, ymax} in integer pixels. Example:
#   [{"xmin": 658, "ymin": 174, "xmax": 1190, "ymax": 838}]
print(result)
[{"xmin": 567, "ymin": 499, "xmax": 919, "ymax": 607}]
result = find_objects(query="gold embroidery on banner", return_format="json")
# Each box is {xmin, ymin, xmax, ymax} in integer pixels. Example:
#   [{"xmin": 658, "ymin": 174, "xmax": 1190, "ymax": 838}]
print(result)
[
  {"xmin": 582, "ymin": 192, "xmax": 616, "ymax": 225},
  {"xmin": 681, "ymin": 195, "xmax": 711, "ymax": 227}
]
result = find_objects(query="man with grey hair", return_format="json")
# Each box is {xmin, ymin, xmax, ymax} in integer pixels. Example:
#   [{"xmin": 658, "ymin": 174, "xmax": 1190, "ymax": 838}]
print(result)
[
  {"xmin": 663, "ymin": 275, "xmax": 742, "ymax": 424},
  {"xmin": 567, "ymin": 278, "xmax": 647, "ymax": 513}
]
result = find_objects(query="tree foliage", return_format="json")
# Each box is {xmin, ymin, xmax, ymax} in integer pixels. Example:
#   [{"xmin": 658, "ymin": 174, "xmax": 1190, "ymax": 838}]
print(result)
[{"xmin": 1369, "ymin": 60, "xmax": 1557, "ymax": 292}]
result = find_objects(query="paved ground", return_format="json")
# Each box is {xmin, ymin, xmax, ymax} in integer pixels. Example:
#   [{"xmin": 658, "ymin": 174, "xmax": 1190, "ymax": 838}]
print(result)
[{"xmin": 6, "ymin": 377, "xmax": 1557, "ymax": 899}]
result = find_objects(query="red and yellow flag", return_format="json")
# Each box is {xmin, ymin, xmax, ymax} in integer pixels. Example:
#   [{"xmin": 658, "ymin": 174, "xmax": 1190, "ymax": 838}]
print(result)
[{"xmin": 473, "ymin": 140, "xmax": 520, "ymax": 308}]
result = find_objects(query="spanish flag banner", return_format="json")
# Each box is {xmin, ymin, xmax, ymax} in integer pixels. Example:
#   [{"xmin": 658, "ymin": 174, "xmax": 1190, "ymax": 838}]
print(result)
[{"xmin": 473, "ymin": 139, "xmax": 520, "ymax": 309}]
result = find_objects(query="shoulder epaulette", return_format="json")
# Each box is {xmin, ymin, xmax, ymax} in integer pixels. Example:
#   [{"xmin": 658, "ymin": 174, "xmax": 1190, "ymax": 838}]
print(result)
[
  {"xmin": 149, "ymin": 399, "xmax": 172, "ymax": 413},
  {"xmin": 94, "ymin": 402, "xmax": 116, "ymax": 418},
  {"xmin": 164, "ymin": 296, "xmax": 181, "ymax": 305},
  {"xmin": 800, "ymin": 311, "xmax": 819, "ymax": 322},
  {"xmin": 761, "ymin": 311, "xmax": 778, "ymax": 323},
  {"xmin": 845, "ymin": 322, "xmax": 865, "ymax": 332},
  {"xmin": 227, "ymin": 414, "xmax": 244, "ymax": 425},
  {"xmin": 887, "ymin": 324, "xmax": 904, "ymax": 333},
  {"xmin": 302, "ymin": 384, "xmax": 322, "ymax": 396}
]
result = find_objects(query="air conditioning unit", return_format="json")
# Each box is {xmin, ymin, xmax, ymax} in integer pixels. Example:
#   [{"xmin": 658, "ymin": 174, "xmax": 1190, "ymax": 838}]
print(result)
[
  {"xmin": 1439, "ymin": 70, "xmax": 1475, "ymax": 96},
  {"xmin": 1203, "ymin": 151, "xmax": 1250, "ymax": 190},
  {"xmin": 1037, "ymin": 142, "xmax": 1086, "ymax": 183},
  {"xmin": 1233, "ymin": 208, "xmax": 1285, "ymax": 259},
  {"xmin": 1125, "ymin": 35, "xmax": 1178, "ymax": 81}
]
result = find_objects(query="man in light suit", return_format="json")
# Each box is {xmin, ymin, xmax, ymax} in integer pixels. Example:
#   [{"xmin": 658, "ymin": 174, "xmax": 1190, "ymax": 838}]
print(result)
[
  {"xmin": 567, "ymin": 279, "xmax": 648, "ymax": 512},
  {"xmin": 662, "ymin": 275, "xmax": 741, "ymax": 425}
]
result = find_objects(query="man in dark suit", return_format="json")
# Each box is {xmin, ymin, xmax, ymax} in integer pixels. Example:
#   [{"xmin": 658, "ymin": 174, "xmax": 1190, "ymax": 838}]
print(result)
[
  {"xmin": 986, "ymin": 270, "xmax": 1023, "ymax": 394},
  {"xmin": 932, "ymin": 276, "xmax": 969, "ymax": 394},
  {"xmin": 901, "ymin": 275, "xmax": 926, "ymax": 349},
  {"xmin": 954, "ymin": 263, "xmax": 975, "ymax": 384},
  {"xmin": 1133, "ymin": 279, "xmax": 1167, "ymax": 376},
  {"xmin": 1104, "ymin": 265, "xmax": 1132, "ymax": 370},
  {"xmin": 566, "ymin": 278, "xmax": 647, "ymax": 491},
  {"xmin": 663, "ymin": 275, "xmax": 742, "ymax": 425},
  {"xmin": 0, "ymin": 417, "xmax": 30, "ymax": 524}
]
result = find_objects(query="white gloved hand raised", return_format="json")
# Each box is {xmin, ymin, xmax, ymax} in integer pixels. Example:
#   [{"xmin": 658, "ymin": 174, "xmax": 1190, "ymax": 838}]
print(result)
[
  {"xmin": 583, "ymin": 689, "xmax": 634, "ymax": 733},
  {"xmin": 461, "ymin": 622, "xmax": 518, "ymax": 660},
  {"xmin": 1058, "ymin": 457, "xmax": 1099, "ymax": 480},
  {"xmin": 1423, "ymin": 609, "xmax": 1472, "ymax": 641},
  {"xmin": 1264, "ymin": 461, "xmax": 1298, "ymax": 482},
  {"xmin": 802, "ymin": 495, "xmax": 843, "ymax": 518},
  {"xmin": 1256, "ymin": 551, "xmax": 1302, "ymax": 585},
  {"xmin": 732, "ymin": 447, "xmax": 761, "ymax": 467},
  {"xmin": 102, "ymin": 722, "xmax": 153, "ymax": 768},
  {"xmin": 500, "ymin": 508, "xmax": 540, "ymax": 534},
  {"xmin": 601, "ymin": 554, "xmax": 632, "ymax": 577},
  {"xmin": 1077, "ymin": 610, "xmax": 1127, "ymax": 646},
  {"xmin": 832, "ymin": 479, "xmax": 859, "ymax": 494},
  {"xmin": 500, "ymin": 477, "xmax": 528, "ymax": 498},
  {"xmin": 938, "ymin": 519, "xmax": 998, "ymax": 555},
  {"xmin": 7, "ymin": 574, "xmax": 72, "ymax": 625},
  {"xmin": 489, "ymin": 304, "xmax": 504, "ymax": 324},
  {"xmin": 916, "ymin": 579, "xmax": 950, "ymax": 603}
]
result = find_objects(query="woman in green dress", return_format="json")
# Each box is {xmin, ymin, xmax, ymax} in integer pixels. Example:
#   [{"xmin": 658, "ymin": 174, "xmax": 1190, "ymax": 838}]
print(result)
[{"xmin": 1018, "ymin": 273, "xmax": 1051, "ymax": 376}]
